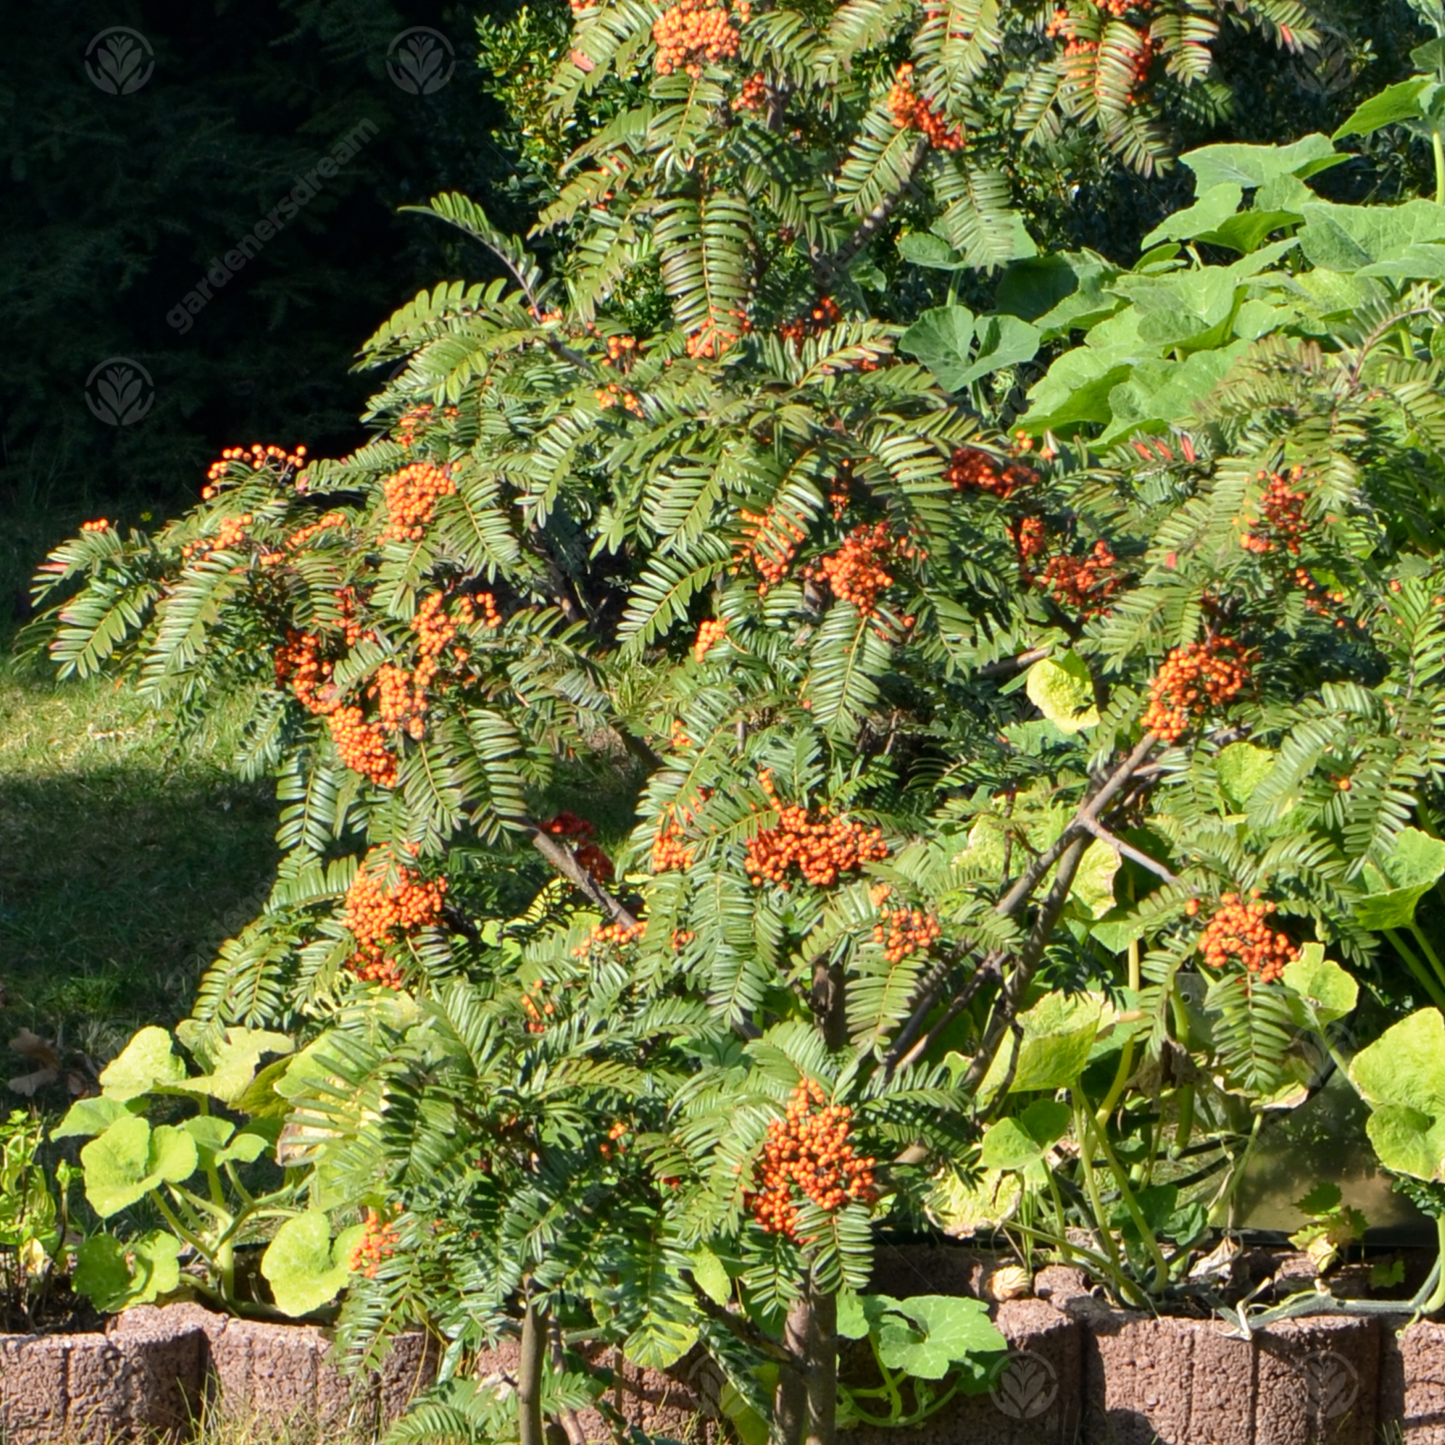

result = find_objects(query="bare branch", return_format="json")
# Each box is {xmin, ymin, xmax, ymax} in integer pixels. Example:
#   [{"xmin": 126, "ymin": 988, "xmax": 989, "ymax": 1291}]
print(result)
[
  {"xmin": 963, "ymin": 833, "xmax": 1090, "ymax": 1098},
  {"xmin": 995, "ymin": 733, "xmax": 1158, "ymax": 917},
  {"xmin": 527, "ymin": 822, "xmax": 640, "ymax": 928},
  {"xmin": 1081, "ymin": 817, "xmax": 1192, "ymax": 890},
  {"xmin": 977, "ymin": 648, "xmax": 1050, "ymax": 679}
]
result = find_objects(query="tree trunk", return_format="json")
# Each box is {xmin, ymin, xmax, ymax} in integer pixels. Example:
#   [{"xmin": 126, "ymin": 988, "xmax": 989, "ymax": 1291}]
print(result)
[
  {"xmin": 775, "ymin": 1272, "xmax": 838, "ymax": 1445},
  {"xmin": 519, "ymin": 1293, "xmax": 547, "ymax": 1445}
]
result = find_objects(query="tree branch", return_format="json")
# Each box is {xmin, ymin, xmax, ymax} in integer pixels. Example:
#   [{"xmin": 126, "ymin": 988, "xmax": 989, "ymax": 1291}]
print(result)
[
  {"xmin": 687, "ymin": 1278, "xmax": 796, "ymax": 1366},
  {"xmin": 527, "ymin": 822, "xmax": 640, "ymax": 928},
  {"xmin": 962, "ymin": 833, "xmax": 1090, "ymax": 1098},
  {"xmin": 995, "ymin": 733, "xmax": 1158, "ymax": 917},
  {"xmin": 1081, "ymin": 817, "xmax": 1191, "ymax": 890},
  {"xmin": 809, "ymin": 138, "xmax": 928, "ymax": 291},
  {"xmin": 890, "ymin": 953, "xmax": 1004, "ymax": 1075}
]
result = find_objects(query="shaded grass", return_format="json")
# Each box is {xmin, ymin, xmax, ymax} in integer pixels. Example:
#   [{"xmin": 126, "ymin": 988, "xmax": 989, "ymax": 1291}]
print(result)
[{"xmin": 0, "ymin": 657, "xmax": 278, "ymax": 1065}]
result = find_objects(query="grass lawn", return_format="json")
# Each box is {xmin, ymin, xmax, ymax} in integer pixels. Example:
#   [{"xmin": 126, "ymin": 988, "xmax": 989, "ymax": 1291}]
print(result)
[
  {"xmin": 0, "ymin": 659, "xmax": 279, "ymax": 1066},
  {"xmin": 1, "ymin": 489, "xmax": 279, "ymax": 1074}
]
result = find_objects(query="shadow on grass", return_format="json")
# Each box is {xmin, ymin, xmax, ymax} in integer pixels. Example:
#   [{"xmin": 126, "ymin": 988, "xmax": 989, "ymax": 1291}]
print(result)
[{"xmin": 0, "ymin": 758, "xmax": 278, "ymax": 1065}]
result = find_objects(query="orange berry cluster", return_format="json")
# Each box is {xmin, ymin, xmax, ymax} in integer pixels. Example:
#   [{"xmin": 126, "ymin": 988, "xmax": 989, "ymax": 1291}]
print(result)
[
  {"xmin": 204, "ymin": 443, "xmax": 307, "ymax": 497},
  {"xmin": 349, "ymin": 1209, "xmax": 400, "ymax": 1279},
  {"xmin": 1293, "ymin": 567, "xmax": 1350, "ymax": 625},
  {"xmin": 745, "ymin": 771, "xmax": 888, "ymax": 888},
  {"xmin": 652, "ymin": 809, "xmax": 697, "ymax": 873},
  {"xmin": 803, "ymin": 522, "xmax": 923, "ymax": 618},
  {"xmin": 874, "ymin": 906, "xmax": 942, "ymax": 964},
  {"xmin": 380, "ymin": 462, "xmax": 456, "ymax": 544},
  {"xmin": 1240, "ymin": 467, "xmax": 1309, "ymax": 557},
  {"xmin": 570, "ymin": 920, "xmax": 646, "ymax": 959},
  {"xmin": 341, "ymin": 852, "xmax": 448, "ymax": 987},
  {"xmin": 652, "ymin": 0, "xmax": 749, "ymax": 77},
  {"xmin": 737, "ymin": 504, "xmax": 809, "ymax": 595},
  {"xmin": 275, "ymin": 629, "xmax": 338, "ymax": 715},
  {"xmin": 603, "ymin": 335, "xmax": 637, "ymax": 366},
  {"xmin": 1144, "ymin": 638, "xmax": 1251, "ymax": 744},
  {"xmin": 732, "ymin": 70, "xmax": 767, "ymax": 111},
  {"xmin": 1198, "ymin": 892, "xmax": 1298, "ymax": 985},
  {"xmin": 80, "ymin": 519, "xmax": 111, "ymax": 534},
  {"xmin": 395, "ymin": 404, "xmax": 458, "ymax": 450},
  {"xmin": 695, "ymin": 618, "xmax": 727, "ymax": 662},
  {"xmin": 521, "ymin": 977, "xmax": 556, "ymax": 1034},
  {"xmin": 1040, "ymin": 540, "xmax": 1123, "ymax": 618},
  {"xmin": 373, "ymin": 662, "xmax": 427, "ymax": 741},
  {"xmin": 600, "ymin": 1120, "xmax": 629, "ymax": 1159},
  {"xmin": 887, "ymin": 64, "xmax": 965, "ymax": 151},
  {"xmin": 749, "ymin": 1080, "xmax": 877, "ymax": 1239},
  {"xmin": 779, "ymin": 296, "xmax": 842, "ymax": 351},
  {"xmin": 1010, "ymin": 515, "xmax": 1050, "ymax": 570},
  {"xmin": 182, "ymin": 512, "xmax": 252, "ymax": 562},
  {"xmin": 329, "ymin": 706, "xmax": 397, "ymax": 788},
  {"xmin": 828, "ymin": 459, "xmax": 855, "ymax": 520},
  {"xmin": 685, "ymin": 309, "xmax": 752, "ymax": 360},
  {"xmin": 670, "ymin": 719, "xmax": 692, "ymax": 750},
  {"xmin": 596, "ymin": 382, "xmax": 645, "ymax": 415},
  {"xmin": 282, "ymin": 510, "xmax": 348, "ymax": 556},
  {"xmin": 651, "ymin": 792, "xmax": 710, "ymax": 873},
  {"xmin": 947, "ymin": 447, "xmax": 1036, "ymax": 498},
  {"xmin": 334, "ymin": 586, "xmax": 375, "ymax": 648},
  {"xmin": 1058, "ymin": 23, "xmax": 1155, "ymax": 98}
]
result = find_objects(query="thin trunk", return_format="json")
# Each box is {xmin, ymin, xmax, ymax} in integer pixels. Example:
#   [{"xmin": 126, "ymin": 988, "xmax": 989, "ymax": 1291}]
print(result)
[
  {"xmin": 775, "ymin": 1273, "xmax": 837, "ymax": 1445},
  {"xmin": 519, "ymin": 1293, "xmax": 547, "ymax": 1445}
]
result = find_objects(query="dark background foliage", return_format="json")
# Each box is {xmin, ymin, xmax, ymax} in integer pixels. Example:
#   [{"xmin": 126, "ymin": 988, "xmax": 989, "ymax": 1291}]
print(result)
[
  {"xmin": 0, "ymin": 0, "xmax": 1434, "ymax": 604},
  {"xmin": 0, "ymin": 0, "xmax": 522, "ymax": 567}
]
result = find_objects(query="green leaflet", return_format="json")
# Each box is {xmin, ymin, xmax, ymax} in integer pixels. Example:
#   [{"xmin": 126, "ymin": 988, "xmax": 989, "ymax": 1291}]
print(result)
[
  {"xmin": 1351, "ymin": 1010, "xmax": 1445, "ymax": 1181},
  {"xmin": 80, "ymin": 1117, "xmax": 198, "ymax": 1218},
  {"xmin": 260, "ymin": 1210, "xmax": 364, "ymax": 1318}
]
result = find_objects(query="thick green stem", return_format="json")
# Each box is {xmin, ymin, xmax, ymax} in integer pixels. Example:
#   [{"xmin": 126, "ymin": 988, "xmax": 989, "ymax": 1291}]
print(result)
[
  {"xmin": 1386, "ymin": 929, "xmax": 1445, "ymax": 1010},
  {"xmin": 1096, "ymin": 937, "xmax": 1141, "ymax": 1127},
  {"xmin": 1411, "ymin": 921, "xmax": 1445, "ymax": 989},
  {"xmin": 1423, "ymin": 1213, "xmax": 1445, "ymax": 1317},
  {"xmin": 1433, "ymin": 128, "xmax": 1445, "ymax": 206},
  {"xmin": 1078, "ymin": 1084, "xmax": 1172, "ymax": 1294}
]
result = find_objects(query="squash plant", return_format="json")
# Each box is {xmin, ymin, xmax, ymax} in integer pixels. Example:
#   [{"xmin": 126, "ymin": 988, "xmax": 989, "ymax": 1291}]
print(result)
[
  {"xmin": 54, "ymin": 1024, "xmax": 364, "ymax": 1318},
  {"xmin": 29, "ymin": 11, "xmax": 1445, "ymax": 1445}
]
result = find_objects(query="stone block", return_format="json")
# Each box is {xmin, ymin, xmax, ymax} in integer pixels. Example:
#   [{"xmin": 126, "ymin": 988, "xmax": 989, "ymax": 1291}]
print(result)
[
  {"xmin": 840, "ymin": 1295, "xmax": 1082, "ymax": 1445},
  {"xmin": 1382, "ymin": 1316, "xmax": 1445, "ymax": 1443}
]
